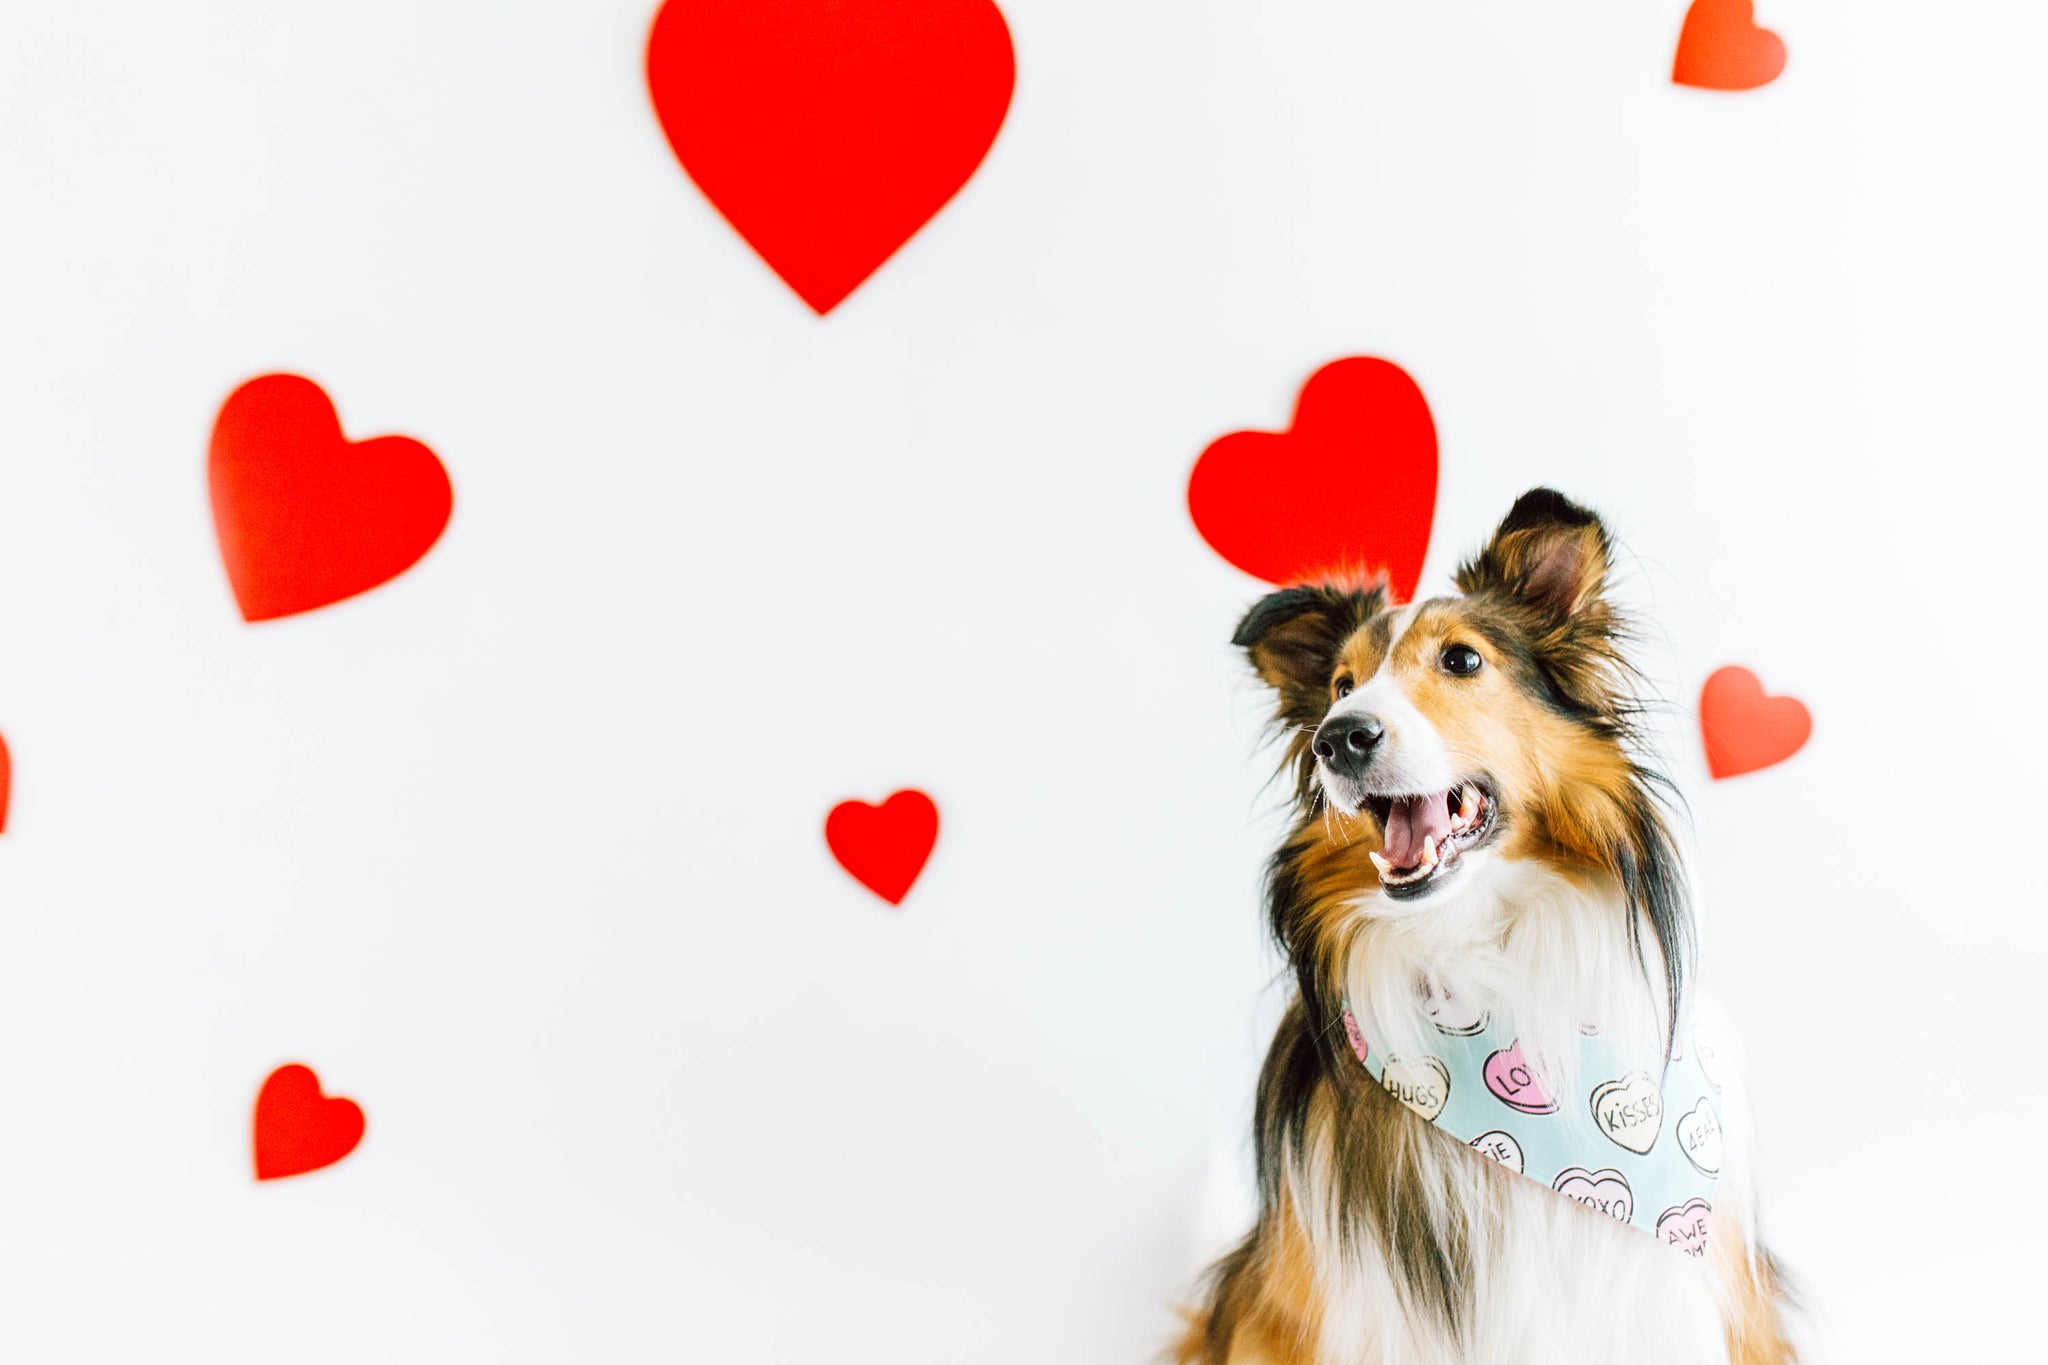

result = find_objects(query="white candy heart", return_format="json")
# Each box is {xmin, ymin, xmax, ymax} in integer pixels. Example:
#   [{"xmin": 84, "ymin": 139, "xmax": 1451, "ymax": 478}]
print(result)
[
  {"xmin": 1469, "ymin": 1130, "xmax": 1524, "ymax": 1173},
  {"xmin": 1552, "ymin": 1166, "xmax": 1633, "ymax": 1223},
  {"xmin": 1692, "ymin": 1023, "xmax": 1728, "ymax": 1092},
  {"xmin": 1380, "ymin": 1055, "xmax": 1452, "ymax": 1122},
  {"xmin": 1590, "ymin": 1070, "xmax": 1664, "ymax": 1155},
  {"xmin": 1419, "ymin": 978, "xmax": 1488, "ymax": 1036},
  {"xmin": 1676, "ymin": 1098, "xmax": 1724, "ymax": 1177}
]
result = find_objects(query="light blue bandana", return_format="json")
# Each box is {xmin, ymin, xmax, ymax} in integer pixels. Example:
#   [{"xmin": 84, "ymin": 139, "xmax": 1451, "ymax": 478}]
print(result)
[{"xmin": 1342, "ymin": 987, "xmax": 1723, "ymax": 1256}]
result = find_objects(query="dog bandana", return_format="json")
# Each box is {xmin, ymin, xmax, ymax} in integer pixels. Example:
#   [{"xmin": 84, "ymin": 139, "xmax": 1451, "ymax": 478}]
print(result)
[{"xmin": 1342, "ymin": 989, "xmax": 1723, "ymax": 1257}]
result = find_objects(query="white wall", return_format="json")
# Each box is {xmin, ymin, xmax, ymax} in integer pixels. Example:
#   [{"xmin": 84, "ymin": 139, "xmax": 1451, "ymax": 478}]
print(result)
[{"xmin": 0, "ymin": 2, "xmax": 2039, "ymax": 1359}]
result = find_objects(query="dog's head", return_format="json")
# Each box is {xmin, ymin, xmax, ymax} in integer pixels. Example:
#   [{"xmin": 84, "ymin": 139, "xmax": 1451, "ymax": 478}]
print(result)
[{"xmin": 1235, "ymin": 489, "xmax": 1680, "ymax": 949}]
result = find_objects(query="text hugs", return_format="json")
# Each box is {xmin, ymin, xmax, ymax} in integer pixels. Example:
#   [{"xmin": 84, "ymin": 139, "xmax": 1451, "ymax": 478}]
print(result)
[{"xmin": 1380, "ymin": 1055, "xmax": 1452, "ymax": 1122}]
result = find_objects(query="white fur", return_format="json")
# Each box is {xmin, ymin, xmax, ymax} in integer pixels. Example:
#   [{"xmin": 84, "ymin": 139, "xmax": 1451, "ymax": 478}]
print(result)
[
  {"xmin": 1343, "ymin": 857, "xmax": 1662, "ymax": 1097},
  {"xmin": 1328, "ymin": 605, "xmax": 1458, "ymax": 800},
  {"xmin": 1299, "ymin": 1149, "xmax": 1734, "ymax": 1365},
  {"xmin": 1288, "ymin": 860, "xmax": 1764, "ymax": 1365}
]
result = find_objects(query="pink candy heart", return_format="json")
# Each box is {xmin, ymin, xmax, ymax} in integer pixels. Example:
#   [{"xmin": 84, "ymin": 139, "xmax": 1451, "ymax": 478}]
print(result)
[
  {"xmin": 1656, "ymin": 1199, "xmax": 1713, "ymax": 1258},
  {"xmin": 1483, "ymin": 1039, "xmax": 1557, "ymax": 1114}
]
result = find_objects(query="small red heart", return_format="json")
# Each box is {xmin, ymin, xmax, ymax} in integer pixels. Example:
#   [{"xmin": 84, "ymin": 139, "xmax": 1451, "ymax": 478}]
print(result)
[
  {"xmin": 0, "ymin": 730, "xmax": 11, "ymax": 834},
  {"xmin": 645, "ymin": 0, "xmax": 1016, "ymax": 314},
  {"xmin": 1673, "ymin": 0, "xmax": 1786, "ymax": 92},
  {"xmin": 208, "ymin": 374, "xmax": 453, "ymax": 623},
  {"xmin": 253, "ymin": 1063, "xmax": 365, "ymax": 1181},
  {"xmin": 826, "ymin": 789, "xmax": 939, "ymax": 906},
  {"xmin": 1700, "ymin": 665, "xmax": 1810, "ymax": 779},
  {"xmin": 1187, "ymin": 357, "xmax": 1437, "ymax": 602}
]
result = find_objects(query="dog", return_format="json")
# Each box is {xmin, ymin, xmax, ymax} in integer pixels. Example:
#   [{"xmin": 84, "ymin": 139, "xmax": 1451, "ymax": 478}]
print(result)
[{"xmin": 1174, "ymin": 489, "xmax": 1795, "ymax": 1364}]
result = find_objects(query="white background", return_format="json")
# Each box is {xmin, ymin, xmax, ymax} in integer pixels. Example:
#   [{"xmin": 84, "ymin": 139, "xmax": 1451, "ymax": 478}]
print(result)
[{"xmin": 1, "ymin": 1, "xmax": 2044, "ymax": 1359}]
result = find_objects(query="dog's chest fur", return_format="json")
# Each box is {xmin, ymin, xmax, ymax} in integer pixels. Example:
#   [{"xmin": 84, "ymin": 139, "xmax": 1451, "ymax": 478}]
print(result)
[
  {"xmin": 1294, "ymin": 1113, "xmax": 1736, "ymax": 1364},
  {"xmin": 1289, "ymin": 864, "xmax": 1752, "ymax": 1365}
]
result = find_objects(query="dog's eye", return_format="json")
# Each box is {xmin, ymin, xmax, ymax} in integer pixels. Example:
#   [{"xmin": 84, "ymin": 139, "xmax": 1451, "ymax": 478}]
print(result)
[
  {"xmin": 1333, "ymin": 675, "xmax": 1354, "ymax": 699},
  {"xmin": 1440, "ymin": 644, "xmax": 1483, "ymax": 676}
]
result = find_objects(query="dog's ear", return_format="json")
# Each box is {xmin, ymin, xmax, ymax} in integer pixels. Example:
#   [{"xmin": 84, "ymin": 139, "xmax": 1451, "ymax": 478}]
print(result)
[
  {"xmin": 1455, "ymin": 487, "xmax": 1611, "ymax": 624},
  {"xmin": 1233, "ymin": 582, "xmax": 1384, "ymax": 723}
]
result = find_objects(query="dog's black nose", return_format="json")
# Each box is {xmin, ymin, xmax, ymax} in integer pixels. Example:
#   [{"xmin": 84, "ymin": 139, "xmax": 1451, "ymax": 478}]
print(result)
[{"xmin": 1313, "ymin": 713, "xmax": 1385, "ymax": 778}]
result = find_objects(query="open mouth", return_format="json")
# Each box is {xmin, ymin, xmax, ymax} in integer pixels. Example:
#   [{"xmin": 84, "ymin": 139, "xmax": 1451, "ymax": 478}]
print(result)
[{"xmin": 1361, "ymin": 782, "xmax": 1497, "ymax": 900}]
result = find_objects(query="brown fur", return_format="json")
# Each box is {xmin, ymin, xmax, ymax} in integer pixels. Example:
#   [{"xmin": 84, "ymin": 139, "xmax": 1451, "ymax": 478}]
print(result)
[
  {"xmin": 1175, "ymin": 1196, "xmax": 1323, "ymax": 1365},
  {"xmin": 1712, "ymin": 1223, "xmax": 1800, "ymax": 1365}
]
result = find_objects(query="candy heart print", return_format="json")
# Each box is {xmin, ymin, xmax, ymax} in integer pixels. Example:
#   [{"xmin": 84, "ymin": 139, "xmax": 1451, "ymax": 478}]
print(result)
[
  {"xmin": 826, "ymin": 789, "xmax": 940, "ymax": 906},
  {"xmin": 1341, "ymin": 1011, "xmax": 1369, "ymax": 1063},
  {"xmin": 1656, "ymin": 1198, "xmax": 1714, "ymax": 1258},
  {"xmin": 1590, "ymin": 1071, "xmax": 1665, "ymax": 1156},
  {"xmin": 1421, "ymin": 979, "xmax": 1488, "ymax": 1036},
  {"xmin": 646, "ymin": 0, "xmax": 1015, "ymax": 314},
  {"xmin": 1483, "ymin": 1040, "xmax": 1558, "ymax": 1115},
  {"xmin": 1676, "ymin": 1099, "xmax": 1725, "ymax": 1177},
  {"xmin": 1378, "ymin": 1055, "xmax": 1452, "ymax": 1122},
  {"xmin": 1673, "ymin": 0, "xmax": 1786, "ymax": 92},
  {"xmin": 1691, "ymin": 1022, "xmax": 1730, "ymax": 1091},
  {"xmin": 1553, "ymin": 1166, "xmax": 1634, "ymax": 1223},
  {"xmin": 1470, "ymin": 1130, "xmax": 1525, "ymax": 1173},
  {"xmin": 1700, "ymin": 665, "xmax": 1811, "ymax": 779},
  {"xmin": 1187, "ymin": 358, "xmax": 1437, "ymax": 602},
  {"xmin": 209, "ymin": 374, "xmax": 452, "ymax": 623},
  {"xmin": 253, "ymin": 1064, "xmax": 366, "ymax": 1181}
]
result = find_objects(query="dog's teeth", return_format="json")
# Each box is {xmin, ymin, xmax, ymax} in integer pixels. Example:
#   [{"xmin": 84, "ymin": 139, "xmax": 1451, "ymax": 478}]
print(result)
[
  {"xmin": 1369, "ymin": 850, "xmax": 1393, "ymax": 878},
  {"xmin": 1419, "ymin": 836, "xmax": 1438, "ymax": 870},
  {"xmin": 1459, "ymin": 785, "xmax": 1479, "ymax": 823}
]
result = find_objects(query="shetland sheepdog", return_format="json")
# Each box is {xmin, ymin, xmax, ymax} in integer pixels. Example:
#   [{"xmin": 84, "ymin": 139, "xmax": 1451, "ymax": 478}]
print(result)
[{"xmin": 1175, "ymin": 490, "xmax": 1795, "ymax": 1364}]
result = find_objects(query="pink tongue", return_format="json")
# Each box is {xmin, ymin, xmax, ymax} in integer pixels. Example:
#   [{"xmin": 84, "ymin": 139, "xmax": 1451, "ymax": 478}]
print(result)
[{"xmin": 1382, "ymin": 793, "xmax": 1452, "ymax": 870}]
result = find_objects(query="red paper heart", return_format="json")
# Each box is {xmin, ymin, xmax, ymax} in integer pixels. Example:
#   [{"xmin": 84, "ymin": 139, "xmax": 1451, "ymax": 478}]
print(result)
[
  {"xmin": 253, "ymin": 1063, "xmax": 365, "ymax": 1181},
  {"xmin": 1673, "ymin": 0, "xmax": 1786, "ymax": 92},
  {"xmin": 826, "ymin": 789, "xmax": 939, "ymax": 906},
  {"xmin": 645, "ymin": 0, "xmax": 1016, "ymax": 314},
  {"xmin": 208, "ymin": 374, "xmax": 452, "ymax": 623},
  {"xmin": 0, "ymin": 731, "xmax": 11, "ymax": 835},
  {"xmin": 1187, "ymin": 357, "xmax": 1437, "ymax": 602},
  {"xmin": 1699, "ymin": 665, "xmax": 1810, "ymax": 779}
]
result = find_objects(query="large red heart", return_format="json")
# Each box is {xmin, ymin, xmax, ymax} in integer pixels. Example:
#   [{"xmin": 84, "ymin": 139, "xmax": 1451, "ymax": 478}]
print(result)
[
  {"xmin": 253, "ymin": 1063, "xmax": 365, "ymax": 1181},
  {"xmin": 1672, "ymin": 0, "xmax": 1786, "ymax": 92},
  {"xmin": 826, "ymin": 789, "xmax": 939, "ymax": 906},
  {"xmin": 1699, "ymin": 665, "xmax": 1810, "ymax": 779},
  {"xmin": 1187, "ymin": 357, "xmax": 1437, "ymax": 602},
  {"xmin": 209, "ymin": 374, "xmax": 452, "ymax": 623},
  {"xmin": 645, "ymin": 0, "xmax": 1016, "ymax": 315},
  {"xmin": 0, "ymin": 730, "xmax": 11, "ymax": 835}
]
